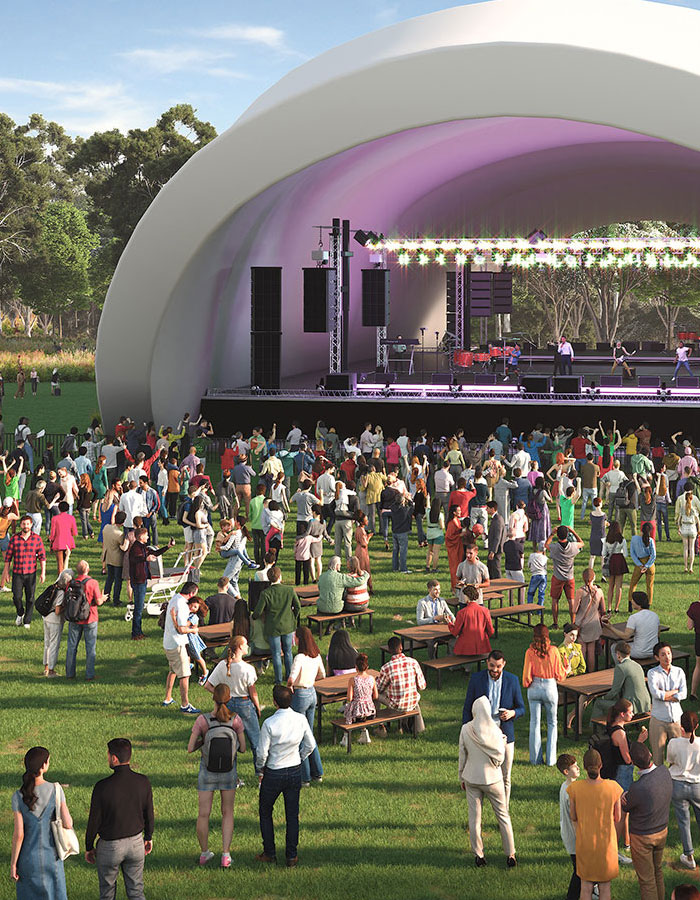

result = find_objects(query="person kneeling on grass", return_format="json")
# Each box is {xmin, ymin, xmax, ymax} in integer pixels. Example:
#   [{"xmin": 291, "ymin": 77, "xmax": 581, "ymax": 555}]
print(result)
[{"xmin": 342, "ymin": 653, "xmax": 378, "ymax": 748}]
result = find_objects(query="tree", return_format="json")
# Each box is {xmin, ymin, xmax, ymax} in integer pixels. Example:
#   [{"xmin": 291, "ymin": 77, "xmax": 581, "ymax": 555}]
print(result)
[
  {"xmin": 69, "ymin": 104, "xmax": 217, "ymax": 259},
  {"xmin": 14, "ymin": 201, "xmax": 99, "ymax": 336},
  {"xmin": 633, "ymin": 270, "xmax": 700, "ymax": 347},
  {"xmin": 515, "ymin": 268, "xmax": 587, "ymax": 343}
]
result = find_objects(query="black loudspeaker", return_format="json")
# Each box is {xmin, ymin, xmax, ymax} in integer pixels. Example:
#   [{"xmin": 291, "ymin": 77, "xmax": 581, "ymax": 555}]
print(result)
[
  {"xmin": 324, "ymin": 372, "xmax": 357, "ymax": 392},
  {"xmin": 250, "ymin": 267, "xmax": 281, "ymax": 331},
  {"xmin": 641, "ymin": 341, "xmax": 666, "ymax": 351},
  {"xmin": 600, "ymin": 375, "xmax": 623, "ymax": 387},
  {"xmin": 596, "ymin": 341, "xmax": 611, "ymax": 351},
  {"xmin": 469, "ymin": 271, "xmax": 492, "ymax": 317},
  {"xmin": 303, "ymin": 268, "xmax": 335, "ymax": 333},
  {"xmin": 553, "ymin": 376, "xmax": 582, "ymax": 394},
  {"xmin": 521, "ymin": 375, "xmax": 551, "ymax": 393},
  {"xmin": 250, "ymin": 332, "xmax": 281, "ymax": 390},
  {"xmin": 431, "ymin": 373, "xmax": 453, "ymax": 385},
  {"xmin": 361, "ymin": 269, "xmax": 390, "ymax": 326},
  {"xmin": 677, "ymin": 376, "xmax": 700, "ymax": 388},
  {"xmin": 473, "ymin": 374, "xmax": 497, "ymax": 385},
  {"xmin": 638, "ymin": 376, "xmax": 661, "ymax": 388},
  {"xmin": 492, "ymin": 271, "xmax": 513, "ymax": 314}
]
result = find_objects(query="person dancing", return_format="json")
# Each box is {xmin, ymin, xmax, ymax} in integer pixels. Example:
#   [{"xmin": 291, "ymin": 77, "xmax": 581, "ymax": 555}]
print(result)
[
  {"xmin": 610, "ymin": 342, "xmax": 634, "ymax": 378},
  {"xmin": 674, "ymin": 341, "xmax": 694, "ymax": 381}
]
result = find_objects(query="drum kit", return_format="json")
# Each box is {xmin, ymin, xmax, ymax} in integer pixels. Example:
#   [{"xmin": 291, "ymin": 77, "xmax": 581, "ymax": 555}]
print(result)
[{"xmin": 453, "ymin": 345, "xmax": 518, "ymax": 371}]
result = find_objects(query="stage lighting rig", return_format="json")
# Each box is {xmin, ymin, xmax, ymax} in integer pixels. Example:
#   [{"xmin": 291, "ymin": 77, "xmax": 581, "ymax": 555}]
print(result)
[{"xmin": 354, "ymin": 229, "xmax": 383, "ymax": 247}]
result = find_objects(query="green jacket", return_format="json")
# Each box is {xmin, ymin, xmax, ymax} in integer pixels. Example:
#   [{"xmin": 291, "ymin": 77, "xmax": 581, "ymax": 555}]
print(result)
[
  {"xmin": 248, "ymin": 495, "xmax": 264, "ymax": 531},
  {"xmin": 253, "ymin": 583, "xmax": 300, "ymax": 638},
  {"xmin": 602, "ymin": 657, "xmax": 651, "ymax": 714},
  {"xmin": 317, "ymin": 569, "xmax": 368, "ymax": 614}
]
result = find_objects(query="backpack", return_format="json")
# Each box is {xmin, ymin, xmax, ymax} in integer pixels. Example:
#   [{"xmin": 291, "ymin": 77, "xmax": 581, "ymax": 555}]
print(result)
[
  {"xmin": 35, "ymin": 583, "xmax": 59, "ymax": 617},
  {"xmin": 588, "ymin": 729, "xmax": 618, "ymax": 780},
  {"xmin": 526, "ymin": 494, "xmax": 543, "ymax": 521},
  {"xmin": 176, "ymin": 499, "xmax": 191, "ymax": 527},
  {"xmin": 63, "ymin": 579, "xmax": 90, "ymax": 623},
  {"xmin": 614, "ymin": 483, "xmax": 629, "ymax": 508},
  {"xmin": 202, "ymin": 717, "xmax": 238, "ymax": 773},
  {"xmin": 157, "ymin": 601, "xmax": 169, "ymax": 630}
]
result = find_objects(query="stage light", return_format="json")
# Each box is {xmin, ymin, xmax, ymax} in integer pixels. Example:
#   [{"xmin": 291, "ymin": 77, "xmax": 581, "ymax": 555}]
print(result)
[
  {"xmin": 354, "ymin": 230, "xmax": 381, "ymax": 248},
  {"xmin": 527, "ymin": 229, "xmax": 547, "ymax": 245}
]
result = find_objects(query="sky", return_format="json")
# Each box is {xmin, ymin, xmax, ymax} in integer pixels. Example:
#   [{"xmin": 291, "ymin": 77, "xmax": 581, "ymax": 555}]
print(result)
[{"xmin": 2, "ymin": 0, "xmax": 699, "ymax": 137}]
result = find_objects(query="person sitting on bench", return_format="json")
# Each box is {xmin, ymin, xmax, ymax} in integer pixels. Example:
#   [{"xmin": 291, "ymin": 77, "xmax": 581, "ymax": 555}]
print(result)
[{"xmin": 375, "ymin": 636, "xmax": 426, "ymax": 734}]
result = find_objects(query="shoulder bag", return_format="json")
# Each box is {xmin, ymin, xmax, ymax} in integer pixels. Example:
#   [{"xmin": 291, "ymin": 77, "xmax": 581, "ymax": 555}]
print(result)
[{"xmin": 51, "ymin": 783, "xmax": 79, "ymax": 860}]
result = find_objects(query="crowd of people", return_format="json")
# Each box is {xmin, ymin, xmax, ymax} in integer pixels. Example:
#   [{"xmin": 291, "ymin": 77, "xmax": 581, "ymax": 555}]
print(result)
[{"xmin": 8, "ymin": 411, "xmax": 700, "ymax": 899}]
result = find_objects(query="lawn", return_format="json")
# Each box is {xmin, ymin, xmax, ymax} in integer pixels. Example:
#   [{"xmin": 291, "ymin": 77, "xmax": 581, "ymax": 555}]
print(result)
[{"xmin": 0, "ymin": 415, "xmax": 698, "ymax": 899}]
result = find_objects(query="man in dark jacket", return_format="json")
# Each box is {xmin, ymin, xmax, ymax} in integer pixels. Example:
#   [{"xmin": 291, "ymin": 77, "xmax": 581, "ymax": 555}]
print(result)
[
  {"xmin": 390, "ymin": 496, "xmax": 414, "ymax": 574},
  {"xmin": 486, "ymin": 501, "xmax": 505, "ymax": 579}
]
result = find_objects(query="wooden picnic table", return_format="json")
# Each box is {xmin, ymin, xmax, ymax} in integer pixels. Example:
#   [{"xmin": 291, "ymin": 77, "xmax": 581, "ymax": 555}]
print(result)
[
  {"xmin": 294, "ymin": 585, "xmax": 320, "ymax": 603},
  {"xmin": 488, "ymin": 578, "xmax": 527, "ymax": 605},
  {"xmin": 394, "ymin": 624, "xmax": 451, "ymax": 654},
  {"xmin": 314, "ymin": 670, "xmax": 381, "ymax": 742},
  {"xmin": 199, "ymin": 622, "xmax": 232, "ymax": 646},
  {"xmin": 598, "ymin": 621, "xmax": 670, "ymax": 669},
  {"xmin": 558, "ymin": 669, "xmax": 615, "ymax": 738}
]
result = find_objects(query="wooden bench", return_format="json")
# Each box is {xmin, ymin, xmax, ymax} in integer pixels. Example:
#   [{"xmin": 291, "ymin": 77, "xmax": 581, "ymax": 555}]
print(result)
[
  {"xmin": 422, "ymin": 653, "xmax": 488, "ymax": 689},
  {"xmin": 446, "ymin": 593, "xmax": 504, "ymax": 611},
  {"xmin": 331, "ymin": 709, "xmax": 420, "ymax": 753},
  {"xmin": 307, "ymin": 608, "xmax": 374, "ymax": 636},
  {"xmin": 491, "ymin": 603, "xmax": 544, "ymax": 635},
  {"xmin": 591, "ymin": 712, "xmax": 650, "ymax": 730},
  {"xmin": 380, "ymin": 641, "xmax": 428, "ymax": 664}
]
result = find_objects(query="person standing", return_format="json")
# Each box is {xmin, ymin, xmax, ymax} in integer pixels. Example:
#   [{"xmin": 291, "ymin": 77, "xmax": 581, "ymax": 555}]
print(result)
[
  {"xmin": 571, "ymin": 568, "xmax": 606, "ymax": 673},
  {"xmin": 546, "ymin": 525, "xmax": 584, "ymax": 630},
  {"xmin": 462, "ymin": 650, "xmax": 524, "ymax": 806},
  {"xmin": 667, "ymin": 710, "xmax": 700, "ymax": 870},
  {"xmin": 252, "ymin": 566, "xmax": 300, "ymax": 684},
  {"xmin": 622, "ymin": 741, "xmax": 673, "ymax": 900},
  {"xmin": 287, "ymin": 626, "xmax": 325, "ymax": 787},
  {"xmin": 647, "ymin": 641, "xmax": 687, "ymax": 766},
  {"xmin": 485, "ymin": 501, "xmax": 505, "ymax": 579},
  {"xmin": 42, "ymin": 569, "xmax": 71, "ymax": 679},
  {"xmin": 2, "ymin": 514, "xmax": 46, "ymax": 629},
  {"xmin": 162, "ymin": 580, "xmax": 201, "ymax": 714},
  {"xmin": 568, "ymin": 748, "xmax": 623, "ymax": 900},
  {"xmin": 85, "ymin": 738, "xmax": 154, "ymax": 900},
  {"xmin": 101, "ymin": 511, "xmax": 129, "ymax": 607},
  {"xmin": 628, "ymin": 522, "xmax": 656, "ymax": 605},
  {"xmin": 11, "ymin": 746, "xmax": 72, "ymax": 899},
  {"xmin": 458, "ymin": 696, "xmax": 516, "ymax": 868},
  {"xmin": 128, "ymin": 528, "xmax": 174, "ymax": 640},
  {"xmin": 674, "ymin": 341, "xmax": 694, "ymax": 381},
  {"xmin": 256, "ymin": 683, "xmax": 317, "ymax": 868},
  {"xmin": 522, "ymin": 623, "xmax": 566, "ymax": 765},
  {"xmin": 65, "ymin": 560, "xmax": 108, "ymax": 681},
  {"xmin": 558, "ymin": 337, "xmax": 574, "ymax": 375}
]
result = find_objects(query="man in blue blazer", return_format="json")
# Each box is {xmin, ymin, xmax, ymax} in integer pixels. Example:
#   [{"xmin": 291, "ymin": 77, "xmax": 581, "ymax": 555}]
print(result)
[{"xmin": 462, "ymin": 649, "xmax": 525, "ymax": 806}]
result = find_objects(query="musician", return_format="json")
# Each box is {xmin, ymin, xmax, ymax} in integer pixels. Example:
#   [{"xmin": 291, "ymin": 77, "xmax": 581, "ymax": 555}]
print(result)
[
  {"xmin": 610, "ymin": 341, "xmax": 634, "ymax": 377},
  {"xmin": 505, "ymin": 344, "xmax": 521, "ymax": 381},
  {"xmin": 673, "ymin": 340, "xmax": 693, "ymax": 381},
  {"xmin": 558, "ymin": 337, "xmax": 574, "ymax": 375}
]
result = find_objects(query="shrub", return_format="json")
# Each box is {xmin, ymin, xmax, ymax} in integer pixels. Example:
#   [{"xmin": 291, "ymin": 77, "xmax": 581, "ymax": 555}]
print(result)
[{"xmin": 0, "ymin": 349, "xmax": 95, "ymax": 382}]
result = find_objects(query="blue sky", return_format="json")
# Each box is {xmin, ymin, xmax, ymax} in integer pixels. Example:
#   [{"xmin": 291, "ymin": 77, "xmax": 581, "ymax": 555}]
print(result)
[{"xmin": 1, "ymin": 0, "xmax": 698, "ymax": 136}]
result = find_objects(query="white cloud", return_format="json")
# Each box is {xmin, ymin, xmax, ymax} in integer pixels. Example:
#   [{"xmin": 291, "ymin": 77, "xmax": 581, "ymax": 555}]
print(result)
[
  {"xmin": 374, "ymin": 4, "xmax": 401, "ymax": 25},
  {"xmin": 120, "ymin": 46, "xmax": 235, "ymax": 75},
  {"xmin": 194, "ymin": 24, "xmax": 286, "ymax": 49},
  {"xmin": 0, "ymin": 77, "xmax": 150, "ymax": 135}
]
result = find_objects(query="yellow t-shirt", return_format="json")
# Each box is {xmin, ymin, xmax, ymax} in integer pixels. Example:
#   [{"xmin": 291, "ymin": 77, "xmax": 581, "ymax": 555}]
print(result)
[{"xmin": 622, "ymin": 435, "xmax": 638, "ymax": 455}]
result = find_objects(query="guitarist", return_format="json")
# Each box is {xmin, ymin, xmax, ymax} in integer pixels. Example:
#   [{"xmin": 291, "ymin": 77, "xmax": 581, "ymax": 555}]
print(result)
[{"xmin": 611, "ymin": 341, "xmax": 635, "ymax": 377}]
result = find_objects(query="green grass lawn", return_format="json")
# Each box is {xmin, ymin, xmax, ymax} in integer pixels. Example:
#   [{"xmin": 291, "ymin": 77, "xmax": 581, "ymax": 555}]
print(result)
[
  {"xmin": 0, "ymin": 412, "xmax": 698, "ymax": 898},
  {"xmin": 0, "ymin": 381, "xmax": 100, "ymax": 437}
]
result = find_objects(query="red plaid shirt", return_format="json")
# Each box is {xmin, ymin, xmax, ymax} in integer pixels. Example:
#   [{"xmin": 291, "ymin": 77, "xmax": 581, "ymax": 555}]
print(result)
[
  {"xmin": 376, "ymin": 653, "xmax": 426, "ymax": 712},
  {"xmin": 5, "ymin": 532, "xmax": 46, "ymax": 574}
]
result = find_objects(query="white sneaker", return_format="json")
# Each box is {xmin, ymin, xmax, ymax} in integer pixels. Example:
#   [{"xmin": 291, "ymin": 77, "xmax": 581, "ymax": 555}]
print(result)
[
  {"xmin": 15, "ymin": 615, "xmax": 22, "ymax": 626},
  {"xmin": 358, "ymin": 728, "xmax": 371, "ymax": 744},
  {"xmin": 592, "ymin": 886, "xmax": 599, "ymax": 899},
  {"xmin": 680, "ymin": 852, "xmax": 697, "ymax": 869},
  {"xmin": 340, "ymin": 733, "xmax": 349, "ymax": 748},
  {"xmin": 23, "ymin": 623, "xmax": 30, "ymax": 630},
  {"xmin": 618, "ymin": 852, "xmax": 633, "ymax": 866}
]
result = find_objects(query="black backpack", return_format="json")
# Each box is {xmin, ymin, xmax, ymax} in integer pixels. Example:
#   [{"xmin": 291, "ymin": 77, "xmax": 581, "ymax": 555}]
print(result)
[
  {"xmin": 202, "ymin": 717, "xmax": 238, "ymax": 773},
  {"xmin": 63, "ymin": 579, "xmax": 90, "ymax": 622},
  {"xmin": 35, "ymin": 583, "xmax": 59, "ymax": 617},
  {"xmin": 614, "ymin": 483, "xmax": 630, "ymax": 508},
  {"xmin": 588, "ymin": 729, "xmax": 618, "ymax": 780},
  {"xmin": 176, "ymin": 499, "xmax": 190, "ymax": 527}
]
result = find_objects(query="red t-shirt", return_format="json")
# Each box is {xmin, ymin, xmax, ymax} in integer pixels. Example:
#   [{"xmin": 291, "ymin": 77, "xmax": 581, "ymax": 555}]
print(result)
[
  {"xmin": 449, "ymin": 489, "xmax": 474, "ymax": 518},
  {"xmin": 570, "ymin": 437, "xmax": 587, "ymax": 459},
  {"xmin": 340, "ymin": 459, "xmax": 357, "ymax": 483},
  {"xmin": 76, "ymin": 576, "xmax": 101, "ymax": 625},
  {"xmin": 449, "ymin": 603, "xmax": 494, "ymax": 656}
]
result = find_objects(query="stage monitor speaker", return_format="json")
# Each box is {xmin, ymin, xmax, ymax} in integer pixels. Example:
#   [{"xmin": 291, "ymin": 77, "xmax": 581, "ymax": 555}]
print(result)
[
  {"xmin": 520, "ymin": 375, "xmax": 551, "ymax": 394},
  {"xmin": 361, "ymin": 269, "xmax": 390, "ymax": 326},
  {"xmin": 250, "ymin": 331, "xmax": 281, "ymax": 390},
  {"xmin": 473, "ymin": 374, "xmax": 497, "ymax": 385},
  {"xmin": 469, "ymin": 271, "xmax": 493, "ymax": 317},
  {"xmin": 553, "ymin": 376, "xmax": 582, "ymax": 394},
  {"xmin": 324, "ymin": 372, "xmax": 357, "ymax": 392},
  {"xmin": 431, "ymin": 373, "xmax": 453, "ymax": 385},
  {"xmin": 638, "ymin": 375, "xmax": 661, "ymax": 388},
  {"xmin": 596, "ymin": 341, "xmax": 611, "ymax": 352},
  {"xmin": 492, "ymin": 271, "xmax": 512, "ymax": 314},
  {"xmin": 302, "ymin": 268, "xmax": 335, "ymax": 332},
  {"xmin": 677, "ymin": 376, "xmax": 700, "ymax": 388},
  {"xmin": 571, "ymin": 342, "xmax": 587, "ymax": 352},
  {"xmin": 600, "ymin": 375, "xmax": 622, "ymax": 387},
  {"xmin": 250, "ymin": 267, "xmax": 281, "ymax": 332}
]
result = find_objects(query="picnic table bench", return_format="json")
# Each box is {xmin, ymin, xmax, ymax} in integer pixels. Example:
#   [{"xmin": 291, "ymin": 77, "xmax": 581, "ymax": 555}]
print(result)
[
  {"xmin": 314, "ymin": 670, "xmax": 380, "ymax": 742},
  {"xmin": 393, "ymin": 624, "xmax": 450, "ymax": 654},
  {"xmin": 559, "ymin": 669, "xmax": 615, "ymax": 738},
  {"xmin": 446, "ymin": 592, "xmax": 504, "ymax": 612},
  {"xmin": 491, "ymin": 603, "xmax": 544, "ymax": 635},
  {"xmin": 331, "ymin": 709, "xmax": 420, "ymax": 752},
  {"xmin": 422, "ymin": 653, "xmax": 488, "ymax": 689},
  {"xmin": 380, "ymin": 641, "xmax": 428, "ymax": 664},
  {"xmin": 306, "ymin": 608, "xmax": 374, "ymax": 636}
]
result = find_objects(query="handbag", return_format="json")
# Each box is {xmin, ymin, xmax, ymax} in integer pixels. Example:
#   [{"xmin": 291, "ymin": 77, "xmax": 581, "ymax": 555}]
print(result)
[{"xmin": 50, "ymin": 783, "xmax": 79, "ymax": 860}]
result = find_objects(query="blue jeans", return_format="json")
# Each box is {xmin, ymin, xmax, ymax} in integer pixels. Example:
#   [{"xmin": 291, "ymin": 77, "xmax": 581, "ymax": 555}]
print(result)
[
  {"xmin": 227, "ymin": 696, "xmax": 262, "ymax": 773},
  {"xmin": 580, "ymin": 487, "xmax": 597, "ymax": 519},
  {"xmin": 130, "ymin": 581, "xmax": 147, "ymax": 636},
  {"xmin": 104, "ymin": 564, "xmax": 123, "ymax": 604},
  {"xmin": 65, "ymin": 621, "xmax": 98, "ymax": 679},
  {"xmin": 527, "ymin": 574, "xmax": 547, "ymax": 606},
  {"xmin": 656, "ymin": 502, "xmax": 670, "ymax": 540},
  {"xmin": 415, "ymin": 515, "xmax": 426, "ymax": 544},
  {"xmin": 380, "ymin": 510, "xmax": 391, "ymax": 541},
  {"xmin": 268, "ymin": 633, "xmax": 294, "ymax": 683},
  {"xmin": 259, "ymin": 764, "xmax": 302, "ymax": 860},
  {"xmin": 290, "ymin": 686, "xmax": 323, "ymax": 783},
  {"xmin": 392, "ymin": 532, "xmax": 409, "ymax": 571},
  {"xmin": 615, "ymin": 763, "xmax": 634, "ymax": 791},
  {"xmin": 155, "ymin": 484, "xmax": 168, "ymax": 522},
  {"xmin": 672, "ymin": 779, "xmax": 700, "ymax": 855},
  {"xmin": 675, "ymin": 359, "xmax": 693, "ymax": 378},
  {"xmin": 527, "ymin": 677, "xmax": 558, "ymax": 765}
]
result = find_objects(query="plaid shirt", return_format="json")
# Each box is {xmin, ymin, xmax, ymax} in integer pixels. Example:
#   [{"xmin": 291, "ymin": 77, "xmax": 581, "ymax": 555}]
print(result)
[
  {"xmin": 376, "ymin": 653, "xmax": 426, "ymax": 712},
  {"xmin": 5, "ymin": 532, "xmax": 46, "ymax": 574}
]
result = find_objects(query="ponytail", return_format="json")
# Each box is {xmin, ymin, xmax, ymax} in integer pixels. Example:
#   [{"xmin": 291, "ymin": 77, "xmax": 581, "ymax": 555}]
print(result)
[
  {"xmin": 686, "ymin": 493, "xmax": 693, "ymax": 516},
  {"xmin": 607, "ymin": 697, "xmax": 632, "ymax": 727},
  {"xmin": 682, "ymin": 710, "xmax": 699, "ymax": 742},
  {"xmin": 212, "ymin": 684, "xmax": 232, "ymax": 723},
  {"xmin": 225, "ymin": 635, "xmax": 247, "ymax": 676},
  {"xmin": 20, "ymin": 747, "xmax": 50, "ymax": 811}
]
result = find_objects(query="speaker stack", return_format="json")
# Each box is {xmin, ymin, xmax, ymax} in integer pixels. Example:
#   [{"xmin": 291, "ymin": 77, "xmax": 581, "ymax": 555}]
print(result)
[
  {"xmin": 361, "ymin": 269, "xmax": 390, "ymax": 326},
  {"xmin": 250, "ymin": 267, "xmax": 282, "ymax": 390},
  {"xmin": 302, "ymin": 268, "xmax": 335, "ymax": 333}
]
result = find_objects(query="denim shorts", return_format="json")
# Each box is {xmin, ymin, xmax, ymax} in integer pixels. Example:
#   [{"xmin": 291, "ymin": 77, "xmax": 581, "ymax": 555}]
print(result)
[
  {"xmin": 197, "ymin": 757, "xmax": 237, "ymax": 791},
  {"xmin": 615, "ymin": 763, "xmax": 634, "ymax": 791}
]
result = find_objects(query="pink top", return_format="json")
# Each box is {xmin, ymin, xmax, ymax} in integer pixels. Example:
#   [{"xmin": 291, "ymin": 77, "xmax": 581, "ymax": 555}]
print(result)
[
  {"xmin": 49, "ymin": 512, "xmax": 77, "ymax": 550},
  {"xmin": 191, "ymin": 712, "xmax": 245, "ymax": 741}
]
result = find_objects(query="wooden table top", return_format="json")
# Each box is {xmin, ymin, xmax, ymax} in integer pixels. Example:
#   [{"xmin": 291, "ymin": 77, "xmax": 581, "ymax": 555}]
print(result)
[
  {"xmin": 315, "ymin": 670, "xmax": 381, "ymax": 697},
  {"xmin": 294, "ymin": 585, "xmax": 320, "ymax": 600},
  {"xmin": 394, "ymin": 624, "xmax": 452, "ymax": 642},
  {"xmin": 199, "ymin": 623, "xmax": 232, "ymax": 641},
  {"xmin": 558, "ymin": 669, "xmax": 615, "ymax": 697},
  {"xmin": 601, "ymin": 621, "xmax": 669, "ymax": 641}
]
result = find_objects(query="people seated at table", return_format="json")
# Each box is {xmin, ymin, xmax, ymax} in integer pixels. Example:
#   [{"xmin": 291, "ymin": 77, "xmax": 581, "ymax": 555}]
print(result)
[
  {"xmin": 455, "ymin": 542, "xmax": 490, "ymax": 605},
  {"xmin": 375, "ymin": 636, "xmax": 426, "ymax": 733},
  {"xmin": 317, "ymin": 556, "xmax": 368, "ymax": 615},
  {"xmin": 462, "ymin": 650, "xmax": 524, "ymax": 806},
  {"xmin": 343, "ymin": 556, "xmax": 371, "ymax": 615},
  {"xmin": 458, "ymin": 696, "xmax": 516, "ymax": 868},
  {"xmin": 559, "ymin": 624, "xmax": 586, "ymax": 677},
  {"xmin": 326, "ymin": 629, "xmax": 358, "ymax": 676},
  {"xmin": 590, "ymin": 641, "xmax": 651, "ymax": 721},
  {"xmin": 343, "ymin": 652, "xmax": 378, "ymax": 746},
  {"xmin": 606, "ymin": 591, "xmax": 659, "ymax": 662},
  {"xmin": 448, "ymin": 585, "xmax": 494, "ymax": 658}
]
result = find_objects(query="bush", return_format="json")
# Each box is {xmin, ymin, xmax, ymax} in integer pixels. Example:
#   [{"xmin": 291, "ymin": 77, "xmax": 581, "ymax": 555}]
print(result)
[{"xmin": 0, "ymin": 349, "xmax": 95, "ymax": 382}]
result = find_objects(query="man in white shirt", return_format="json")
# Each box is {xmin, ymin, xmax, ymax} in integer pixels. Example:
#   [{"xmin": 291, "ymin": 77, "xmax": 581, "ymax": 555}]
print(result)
[
  {"xmin": 256, "ymin": 684, "xmax": 317, "ymax": 868},
  {"xmin": 359, "ymin": 424, "xmax": 374, "ymax": 456},
  {"xmin": 161, "ymin": 581, "xmax": 200, "ymax": 714},
  {"xmin": 119, "ymin": 482, "xmax": 148, "ymax": 530},
  {"xmin": 396, "ymin": 428, "xmax": 411, "ymax": 477},
  {"xmin": 608, "ymin": 591, "xmax": 659, "ymax": 661},
  {"xmin": 601, "ymin": 460, "xmax": 628, "ymax": 520},
  {"xmin": 315, "ymin": 466, "xmax": 337, "ymax": 522},
  {"xmin": 510, "ymin": 444, "xmax": 531, "ymax": 474},
  {"xmin": 647, "ymin": 642, "xmax": 687, "ymax": 765},
  {"xmin": 286, "ymin": 424, "xmax": 302, "ymax": 450},
  {"xmin": 434, "ymin": 461, "xmax": 455, "ymax": 521},
  {"xmin": 558, "ymin": 336, "xmax": 574, "ymax": 375}
]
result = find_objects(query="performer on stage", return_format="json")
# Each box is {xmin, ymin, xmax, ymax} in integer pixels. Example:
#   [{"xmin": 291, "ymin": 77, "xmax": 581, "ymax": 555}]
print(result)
[
  {"xmin": 610, "ymin": 341, "xmax": 634, "ymax": 377},
  {"xmin": 558, "ymin": 336, "xmax": 574, "ymax": 375},
  {"xmin": 673, "ymin": 340, "xmax": 693, "ymax": 380},
  {"xmin": 505, "ymin": 344, "xmax": 521, "ymax": 381}
]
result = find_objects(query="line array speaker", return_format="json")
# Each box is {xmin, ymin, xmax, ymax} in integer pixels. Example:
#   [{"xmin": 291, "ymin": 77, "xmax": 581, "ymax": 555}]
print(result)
[
  {"xmin": 302, "ymin": 267, "xmax": 335, "ymax": 333},
  {"xmin": 492, "ymin": 271, "xmax": 513, "ymax": 314},
  {"xmin": 250, "ymin": 267, "xmax": 282, "ymax": 390},
  {"xmin": 361, "ymin": 269, "xmax": 390, "ymax": 327},
  {"xmin": 468, "ymin": 271, "xmax": 492, "ymax": 317}
]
